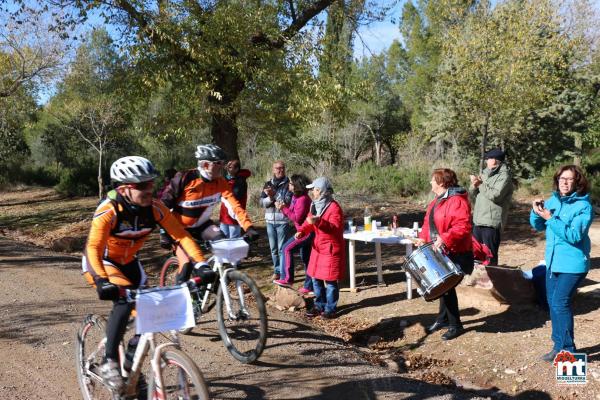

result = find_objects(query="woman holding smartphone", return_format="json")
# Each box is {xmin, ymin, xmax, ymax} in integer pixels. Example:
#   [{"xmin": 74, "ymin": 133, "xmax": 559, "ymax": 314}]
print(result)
[{"xmin": 530, "ymin": 164, "xmax": 593, "ymax": 362}]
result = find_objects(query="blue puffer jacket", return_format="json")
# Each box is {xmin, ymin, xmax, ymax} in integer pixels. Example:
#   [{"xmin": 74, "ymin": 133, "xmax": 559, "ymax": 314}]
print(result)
[{"xmin": 530, "ymin": 191, "xmax": 593, "ymax": 273}]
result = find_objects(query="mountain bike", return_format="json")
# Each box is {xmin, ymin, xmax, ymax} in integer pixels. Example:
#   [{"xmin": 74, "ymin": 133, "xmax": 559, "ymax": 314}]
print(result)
[
  {"xmin": 75, "ymin": 283, "xmax": 210, "ymax": 400},
  {"xmin": 159, "ymin": 237, "xmax": 268, "ymax": 364}
]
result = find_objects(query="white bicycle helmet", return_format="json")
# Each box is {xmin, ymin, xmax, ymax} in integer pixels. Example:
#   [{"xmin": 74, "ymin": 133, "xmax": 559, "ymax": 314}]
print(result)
[
  {"xmin": 110, "ymin": 156, "xmax": 159, "ymax": 184},
  {"xmin": 194, "ymin": 144, "xmax": 227, "ymax": 162}
]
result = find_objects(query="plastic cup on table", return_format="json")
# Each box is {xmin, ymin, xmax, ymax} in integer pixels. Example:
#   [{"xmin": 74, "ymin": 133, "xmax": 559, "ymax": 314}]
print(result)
[{"xmin": 350, "ymin": 226, "xmax": 357, "ymax": 233}]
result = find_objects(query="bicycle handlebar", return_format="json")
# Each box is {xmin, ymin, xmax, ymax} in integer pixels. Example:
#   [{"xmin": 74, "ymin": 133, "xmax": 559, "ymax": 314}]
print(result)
[{"xmin": 125, "ymin": 278, "xmax": 202, "ymax": 302}]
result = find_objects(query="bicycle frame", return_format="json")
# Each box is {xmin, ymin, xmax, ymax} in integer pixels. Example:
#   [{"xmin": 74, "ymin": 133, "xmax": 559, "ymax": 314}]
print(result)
[
  {"xmin": 82, "ymin": 320, "xmax": 182, "ymax": 399},
  {"xmin": 199, "ymin": 257, "xmax": 248, "ymax": 320}
]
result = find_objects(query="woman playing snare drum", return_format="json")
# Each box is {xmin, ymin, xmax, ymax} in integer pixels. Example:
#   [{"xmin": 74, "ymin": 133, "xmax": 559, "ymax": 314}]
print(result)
[{"xmin": 415, "ymin": 168, "xmax": 474, "ymax": 340}]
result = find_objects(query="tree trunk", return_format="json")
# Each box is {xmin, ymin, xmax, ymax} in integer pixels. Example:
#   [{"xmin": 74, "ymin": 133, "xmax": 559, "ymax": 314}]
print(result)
[
  {"xmin": 211, "ymin": 111, "xmax": 239, "ymax": 160},
  {"xmin": 97, "ymin": 150, "xmax": 104, "ymax": 199},
  {"xmin": 480, "ymin": 116, "xmax": 489, "ymax": 173},
  {"xmin": 208, "ymin": 72, "xmax": 245, "ymax": 160},
  {"xmin": 573, "ymin": 132, "xmax": 582, "ymax": 166},
  {"xmin": 374, "ymin": 139, "xmax": 381, "ymax": 166}
]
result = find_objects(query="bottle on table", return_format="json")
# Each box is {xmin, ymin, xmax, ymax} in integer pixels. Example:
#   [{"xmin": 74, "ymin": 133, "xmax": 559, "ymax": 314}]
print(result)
[
  {"xmin": 364, "ymin": 205, "xmax": 372, "ymax": 231},
  {"xmin": 412, "ymin": 221, "xmax": 419, "ymax": 238},
  {"xmin": 392, "ymin": 215, "xmax": 398, "ymax": 235}
]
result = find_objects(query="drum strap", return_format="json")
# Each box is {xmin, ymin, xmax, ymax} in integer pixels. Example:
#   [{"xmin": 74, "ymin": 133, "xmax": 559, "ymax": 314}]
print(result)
[{"xmin": 429, "ymin": 195, "xmax": 444, "ymax": 240}]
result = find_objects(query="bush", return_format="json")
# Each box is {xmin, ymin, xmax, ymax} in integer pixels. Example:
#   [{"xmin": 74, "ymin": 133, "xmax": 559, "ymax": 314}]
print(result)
[
  {"xmin": 334, "ymin": 162, "xmax": 431, "ymax": 197},
  {"xmin": 55, "ymin": 167, "xmax": 99, "ymax": 197},
  {"xmin": 0, "ymin": 161, "xmax": 58, "ymax": 188}
]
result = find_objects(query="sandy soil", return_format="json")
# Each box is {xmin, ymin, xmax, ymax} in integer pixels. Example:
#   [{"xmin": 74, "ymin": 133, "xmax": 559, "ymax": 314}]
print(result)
[{"xmin": 1, "ymin": 188, "xmax": 599, "ymax": 399}]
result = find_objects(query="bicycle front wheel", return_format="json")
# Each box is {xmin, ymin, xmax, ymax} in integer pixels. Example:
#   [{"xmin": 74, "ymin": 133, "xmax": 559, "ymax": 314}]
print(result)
[
  {"xmin": 216, "ymin": 270, "xmax": 268, "ymax": 364},
  {"xmin": 159, "ymin": 256, "xmax": 180, "ymax": 287},
  {"xmin": 75, "ymin": 314, "xmax": 116, "ymax": 400},
  {"xmin": 148, "ymin": 349, "xmax": 210, "ymax": 400}
]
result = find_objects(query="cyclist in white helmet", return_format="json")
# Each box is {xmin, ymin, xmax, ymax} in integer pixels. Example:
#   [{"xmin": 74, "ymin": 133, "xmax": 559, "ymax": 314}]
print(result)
[
  {"xmin": 160, "ymin": 144, "xmax": 259, "ymax": 280},
  {"xmin": 82, "ymin": 156, "xmax": 214, "ymax": 392}
]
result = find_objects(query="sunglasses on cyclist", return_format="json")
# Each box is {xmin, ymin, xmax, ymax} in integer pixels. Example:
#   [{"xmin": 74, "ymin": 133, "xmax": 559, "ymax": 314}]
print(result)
[
  {"xmin": 128, "ymin": 181, "xmax": 154, "ymax": 191},
  {"xmin": 202, "ymin": 160, "xmax": 224, "ymax": 166}
]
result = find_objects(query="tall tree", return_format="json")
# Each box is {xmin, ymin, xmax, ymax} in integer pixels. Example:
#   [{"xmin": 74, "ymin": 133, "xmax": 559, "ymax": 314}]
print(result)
[
  {"xmin": 33, "ymin": 0, "xmax": 349, "ymax": 160},
  {"xmin": 48, "ymin": 29, "xmax": 129, "ymax": 197},
  {"xmin": 424, "ymin": 0, "xmax": 580, "ymax": 174},
  {"xmin": 0, "ymin": 7, "xmax": 65, "ymax": 98},
  {"xmin": 398, "ymin": 0, "xmax": 475, "ymax": 131}
]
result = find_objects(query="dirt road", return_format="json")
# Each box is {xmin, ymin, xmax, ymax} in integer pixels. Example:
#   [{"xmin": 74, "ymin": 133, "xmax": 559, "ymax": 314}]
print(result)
[{"xmin": 0, "ymin": 236, "xmax": 500, "ymax": 400}]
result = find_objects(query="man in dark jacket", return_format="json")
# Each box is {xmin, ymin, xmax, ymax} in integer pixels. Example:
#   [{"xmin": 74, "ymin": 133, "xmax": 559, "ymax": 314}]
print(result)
[
  {"xmin": 260, "ymin": 160, "xmax": 293, "ymax": 280},
  {"xmin": 469, "ymin": 148, "xmax": 513, "ymax": 265},
  {"xmin": 220, "ymin": 159, "xmax": 252, "ymax": 239}
]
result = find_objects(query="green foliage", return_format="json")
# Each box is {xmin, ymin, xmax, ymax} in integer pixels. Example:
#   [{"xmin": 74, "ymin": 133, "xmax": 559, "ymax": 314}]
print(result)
[
  {"xmin": 0, "ymin": 85, "xmax": 36, "ymax": 176},
  {"xmin": 55, "ymin": 166, "xmax": 99, "ymax": 197},
  {"xmin": 423, "ymin": 0, "xmax": 585, "ymax": 175},
  {"xmin": 334, "ymin": 162, "xmax": 431, "ymax": 197},
  {"xmin": 399, "ymin": 0, "xmax": 474, "ymax": 131},
  {"xmin": 0, "ymin": 162, "xmax": 57, "ymax": 188}
]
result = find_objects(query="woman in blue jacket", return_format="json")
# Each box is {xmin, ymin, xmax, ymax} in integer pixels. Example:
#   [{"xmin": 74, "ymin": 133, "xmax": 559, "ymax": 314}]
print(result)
[{"xmin": 530, "ymin": 165, "xmax": 593, "ymax": 362}]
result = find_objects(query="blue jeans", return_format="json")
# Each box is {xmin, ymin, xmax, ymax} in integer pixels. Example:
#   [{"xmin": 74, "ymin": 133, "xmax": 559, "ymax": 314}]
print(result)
[
  {"xmin": 546, "ymin": 268, "xmax": 587, "ymax": 352},
  {"xmin": 266, "ymin": 223, "xmax": 292, "ymax": 274},
  {"xmin": 220, "ymin": 223, "xmax": 242, "ymax": 239},
  {"xmin": 313, "ymin": 279, "xmax": 339, "ymax": 315},
  {"xmin": 279, "ymin": 233, "xmax": 313, "ymax": 287}
]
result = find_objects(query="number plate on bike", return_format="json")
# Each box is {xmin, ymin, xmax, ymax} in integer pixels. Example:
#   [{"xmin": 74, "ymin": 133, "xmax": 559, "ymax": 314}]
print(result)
[
  {"xmin": 136, "ymin": 285, "xmax": 195, "ymax": 334},
  {"xmin": 210, "ymin": 238, "xmax": 249, "ymax": 264}
]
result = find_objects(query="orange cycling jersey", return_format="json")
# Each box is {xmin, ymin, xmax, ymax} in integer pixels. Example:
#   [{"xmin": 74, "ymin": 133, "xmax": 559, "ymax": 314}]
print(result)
[
  {"xmin": 161, "ymin": 169, "xmax": 252, "ymax": 231},
  {"xmin": 84, "ymin": 193, "xmax": 205, "ymax": 286}
]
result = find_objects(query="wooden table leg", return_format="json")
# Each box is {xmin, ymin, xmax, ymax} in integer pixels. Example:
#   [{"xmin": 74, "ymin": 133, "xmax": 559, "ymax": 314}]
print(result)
[
  {"xmin": 405, "ymin": 243, "xmax": 413, "ymax": 299},
  {"xmin": 375, "ymin": 242, "xmax": 385, "ymax": 286}
]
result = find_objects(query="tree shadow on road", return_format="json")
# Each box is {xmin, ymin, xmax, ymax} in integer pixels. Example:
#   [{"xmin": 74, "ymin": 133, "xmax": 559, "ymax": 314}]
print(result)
[
  {"xmin": 303, "ymin": 376, "xmax": 552, "ymax": 400},
  {"xmin": 0, "ymin": 297, "xmax": 104, "ymax": 346}
]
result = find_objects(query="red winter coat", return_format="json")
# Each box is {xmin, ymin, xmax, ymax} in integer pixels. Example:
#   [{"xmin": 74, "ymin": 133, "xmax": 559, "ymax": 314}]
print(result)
[
  {"xmin": 298, "ymin": 200, "xmax": 346, "ymax": 281},
  {"xmin": 419, "ymin": 188, "xmax": 473, "ymax": 255}
]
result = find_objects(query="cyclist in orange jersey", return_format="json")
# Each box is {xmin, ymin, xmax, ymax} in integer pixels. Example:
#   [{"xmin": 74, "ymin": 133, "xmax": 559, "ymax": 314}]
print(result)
[
  {"xmin": 160, "ymin": 144, "xmax": 259, "ymax": 278},
  {"xmin": 82, "ymin": 156, "xmax": 214, "ymax": 392}
]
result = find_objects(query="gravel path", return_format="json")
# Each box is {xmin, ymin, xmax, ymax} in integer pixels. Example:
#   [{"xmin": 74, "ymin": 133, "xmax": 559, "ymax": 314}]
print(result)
[{"xmin": 0, "ymin": 236, "xmax": 499, "ymax": 400}]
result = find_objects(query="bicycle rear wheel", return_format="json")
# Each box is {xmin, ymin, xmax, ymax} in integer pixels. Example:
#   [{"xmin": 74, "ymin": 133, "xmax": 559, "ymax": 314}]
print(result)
[
  {"xmin": 75, "ymin": 314, "xmax": 117, "ymax": 400},
  {"xmin": 216, "ymin": 270, "xmax": 268, "ymax": 364},
  {"xmin": 148, "ymin": 349, "xmax": 209, "ymax": 400}
]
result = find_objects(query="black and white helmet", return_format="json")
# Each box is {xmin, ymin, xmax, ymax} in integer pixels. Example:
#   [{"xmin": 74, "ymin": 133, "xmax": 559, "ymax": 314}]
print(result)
[
  {"xmin": 194, "ymin": 144, "xmax": 227, "ymax": 162},
  {"xmin": 110, "ymin": 156, "xmax": 159, "ymax": 184}
]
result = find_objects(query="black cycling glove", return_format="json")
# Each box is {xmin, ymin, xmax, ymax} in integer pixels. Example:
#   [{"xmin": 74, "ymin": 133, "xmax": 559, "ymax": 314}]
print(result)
[
  {"xmin": 244, "ymin": 227, "xmax": 259, "ymax": 242},
  {"xmin": 95, "ymin": 278, "xmax": 123, "ymax": 301}
]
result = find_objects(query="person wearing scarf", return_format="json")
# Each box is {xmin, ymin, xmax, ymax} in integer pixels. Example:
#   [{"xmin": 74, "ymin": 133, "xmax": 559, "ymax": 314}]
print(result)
[
  {"xmin": 417, "ymin": 168, "xmax": 474, "ymax": 340},
  {"xmin": 296, "ymin": 177, "xmax": 345, "ymax": 319}
]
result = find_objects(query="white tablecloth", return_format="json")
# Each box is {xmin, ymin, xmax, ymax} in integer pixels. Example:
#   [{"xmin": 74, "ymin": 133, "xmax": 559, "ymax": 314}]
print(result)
[{"xmin": 343, "ymin": 228, "xmax": 416, "ymax": 297}]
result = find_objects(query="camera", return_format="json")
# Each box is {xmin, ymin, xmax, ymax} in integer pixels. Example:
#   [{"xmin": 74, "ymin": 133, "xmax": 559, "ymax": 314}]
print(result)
[{"xmin": 535, "ymin": 200, "xmax": 545, "ymax": 208}]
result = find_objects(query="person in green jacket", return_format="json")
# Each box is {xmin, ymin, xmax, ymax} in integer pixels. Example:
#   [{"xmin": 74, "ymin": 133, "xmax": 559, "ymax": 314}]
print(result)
[{"xmin": 469, "ymin": 148, "xmax": 513, "ymax": 265}]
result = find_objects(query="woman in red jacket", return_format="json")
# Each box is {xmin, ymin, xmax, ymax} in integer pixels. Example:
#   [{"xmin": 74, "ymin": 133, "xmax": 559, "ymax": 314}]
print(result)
[
  {"xmin": 295, "ymin": 177, "xmax": 345, "ymax": 318},
  {"xmin": 416, "ymin": 168, "xmax": 474, "ymax": 340}
]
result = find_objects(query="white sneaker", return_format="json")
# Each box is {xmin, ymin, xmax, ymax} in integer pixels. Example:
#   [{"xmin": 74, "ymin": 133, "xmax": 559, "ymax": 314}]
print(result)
[{"xmin": 99, "ymin": 359, "xmax": 123, "ymax": 392}]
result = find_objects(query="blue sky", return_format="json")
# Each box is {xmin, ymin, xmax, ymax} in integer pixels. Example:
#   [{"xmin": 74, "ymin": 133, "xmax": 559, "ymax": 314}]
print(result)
[{"xmin": 354, "ymin": 18, "xmax": 402, "ymax": 59}]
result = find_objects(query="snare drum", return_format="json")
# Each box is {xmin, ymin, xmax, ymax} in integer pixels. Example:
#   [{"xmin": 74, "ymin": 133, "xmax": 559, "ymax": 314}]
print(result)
[{"xmin": 403, "ymin": 242, "xmax": 464, "ymax": 301}]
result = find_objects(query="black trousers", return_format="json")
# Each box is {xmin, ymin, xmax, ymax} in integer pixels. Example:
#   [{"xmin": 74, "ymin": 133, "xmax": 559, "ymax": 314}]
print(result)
[
  {"xmin": 473, "ymin": 225, "xmax": 501, "ymax": 265},
  {"xmin": 105, "ymin": 299, "xmax": 134, "ymax": 360},
  {"xmin": 435, "ymin": 251, "xmax": 474, "ymax": 328},
  {"xmin": 437, "ymin": 288, "xmax": 461, "ymax": 327}
]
